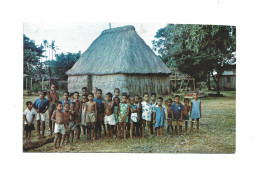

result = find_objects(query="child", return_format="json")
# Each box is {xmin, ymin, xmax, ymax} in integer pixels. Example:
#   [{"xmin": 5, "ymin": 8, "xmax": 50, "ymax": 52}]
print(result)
[
  {"xmin": 81, "ymin": 94, "xmax": 88, "ymax": 136},
  {"xmin": 171, "ymin": 95, "xmax": 184, "ymax": 135},
  {"xmin": 183, "ymin": 98, "xmax": 190, "ymax": 132},
  {"xmin": 93, "ymin": 89, "xmax": 106, "ymax": 139},
  {"xmin": 69, "ymin": 102, "xmax": 76, "ymax": 142},
  {"xmin": 84, "ymin": 92, "xmax": 97, "ymax": 140},
  {"xmin": 141, "ymin": 93, "xmax": 153, "ymax": 138},
  {"xmin": 150, "ymin": 93, "xmax": 157, "ymax": 135},
  {"xmin": 24, "ymin": 101, "xmax": 36, "ymax": 144},
  {"xmin": 73, "ymin": 91, "xmax": 82, "ymax": 141},
  {"xmin": 82, "ymin": 87, "xmax": 88, "ymax": 96},
  {"xmin": 166, "ymin": 99, "xmax": 174, "ymax": 134},
  {"xmin": 117, "ymin": 93, "xmax": 130, "ymax": 139},
  {"xmin": 33, "ymin": 91, "xmax": 49, "ymax": 138},
  {"xmin": 129, "ymin": 97, "xmax": 139, "ymax": 139},
  {"xmin": 62, "ymin": 91, "xmax": 71, "ymax": 112},
  {"xmin": 51, "ymin": 101, "xmax": 66, "ymax": 149},
  {"xmin": 93, "ymin": 87, "xmax": 98, "ymax": 98},
  {"xmin": 138, "ymin": 96, "xmax": 143, "ymax": 137},
  {"xmin": 70, "ymin": 93, "xmax": 74, "ymax": 102},
  {"xmin": 62, "ymin": 103, "xmax": 71, "ymax": 144},
  {"xmin": 47, "ymin": 83, "xmax": 59, "ymax": 136},
  {"xmin": 113, "ymin": 96, "xmax": 120, "ymax": 137},
  {"xmin": 112, "ymin": 88, "xmax": 121, "ymax": 101},
  {"xmin": 153, "ymin": 97, "xmax": 166, "ymax": 136},
  {"xmin": 190, "ymin": 92, "xmax": 202, "ymax": 132},
  {"xmin": 103, "ymin": 92, "xmax": 116, "ymax": 138},
  {"xmin": 134, "ymin": 95, "xmax": 142, "ymax": 137}
]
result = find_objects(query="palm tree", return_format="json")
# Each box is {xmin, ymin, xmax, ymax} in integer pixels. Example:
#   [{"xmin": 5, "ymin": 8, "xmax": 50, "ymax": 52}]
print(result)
[
  {"xmin": 43, "ymin": 40, "xmax": 48, "ymax": 61},
  {"xmin": 50, "ymin": 40, "xmax": 57, "ymax": 60}
]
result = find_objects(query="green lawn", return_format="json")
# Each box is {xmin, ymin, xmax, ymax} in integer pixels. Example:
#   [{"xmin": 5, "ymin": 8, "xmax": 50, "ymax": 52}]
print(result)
[{"xmin": 23, "ymin": 91, "xmax": 236, "ymax": 153}]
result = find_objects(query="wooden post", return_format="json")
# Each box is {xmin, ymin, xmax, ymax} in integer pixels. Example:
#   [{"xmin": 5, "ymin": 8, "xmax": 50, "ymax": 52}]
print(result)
[
  {"xmin": 193, "ymin": 79, "xmax": 195, "ymax": 91},
  {"xmin": 26, "ymin": 77, "xmax": 28, "ymax": 91},
  {"xmin": 31, "ymin": 77, "xmax": 33, "ymax": 90},
  {"xmin": 174, "ymin": 72, "xmax": 177, "ymax": 89}
]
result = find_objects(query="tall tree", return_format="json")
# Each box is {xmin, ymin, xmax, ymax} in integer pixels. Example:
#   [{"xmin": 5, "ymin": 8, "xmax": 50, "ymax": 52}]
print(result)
[
  {"xmin": 153, "ymin": 24, "xmax": 236, "ymax": 95},
  {"xmin": 43, "ymin": 40, "xmax": 48, "ymax": 61}
]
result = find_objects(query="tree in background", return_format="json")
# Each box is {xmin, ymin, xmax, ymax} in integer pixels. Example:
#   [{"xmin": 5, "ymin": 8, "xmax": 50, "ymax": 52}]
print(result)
[{"xmin": 153, "ymin": 24, "xmax": 236, "ymax": 95}]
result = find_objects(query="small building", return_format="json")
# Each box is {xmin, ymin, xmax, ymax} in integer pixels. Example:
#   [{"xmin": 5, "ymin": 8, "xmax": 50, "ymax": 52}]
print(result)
[
  {"xmin": 219, "ymin": 71, "xmax": 236, "ymax": 90},
  {"xmin": 66, "ymin": 25, "xmax": 172, "ymax": 96}
]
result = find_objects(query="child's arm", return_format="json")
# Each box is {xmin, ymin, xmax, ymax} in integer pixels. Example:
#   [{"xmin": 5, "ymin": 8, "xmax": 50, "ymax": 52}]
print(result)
[
  {"xmin": 84, "ymin": 103, "xmax": 87, "ymax": 123},
  {"xmin": 23, "ymin": 115, "xmax": 29, "ymax": 125},
  {"xmin": 124, "ymin": 105, "xmax": 130, "ymax": 119},
  {"xmin": 51, "ymin": 111, "xmax": 57, "ymax": 123},
  {"xmin": 200, "ymin": 101, "xmax": 202, "ymax": 118},
  {"xmin": 153, "ymin": 111, "xmax": 156, "ymax": 124},
  {"xmin": 42, "ymin": 101, "xmax": 49, "ymax": 113},
  {"xmin": 190, "ymin": 102, "xmax": 193, "ymax": 117},
  {"xmin": 118, "ymin": 106, "xmax": 124, "ymax": 121},
  {"xmin": 95, "ymin": 102, "xmax": 98, "ymax": 123},
  {"xmin": 31, "ymin": 114, "xmax": 35, "ymax": 125}
]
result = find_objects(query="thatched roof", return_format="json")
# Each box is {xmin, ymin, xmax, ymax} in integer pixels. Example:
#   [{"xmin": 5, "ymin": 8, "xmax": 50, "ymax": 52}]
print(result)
[
  {"xmin": 170, "ymin": 68, "xmax": 195, "ymax": 81},
  {"xmin": 67, "ymin": 25, "xmax": 171, "ymax": 76}
]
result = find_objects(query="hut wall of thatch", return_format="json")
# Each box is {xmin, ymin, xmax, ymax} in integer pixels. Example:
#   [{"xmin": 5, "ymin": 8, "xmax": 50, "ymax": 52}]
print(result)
[{"xmin": 68, "ymin": 74, "xmax": 171, "ymax": 96}]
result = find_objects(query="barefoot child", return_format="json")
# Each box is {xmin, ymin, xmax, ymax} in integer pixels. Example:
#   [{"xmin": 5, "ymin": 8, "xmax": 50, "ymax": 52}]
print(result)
[
  {"xmin": 70, "ymin": 93, "xmax": 74, "ymax": 102},
  {"xmin": 166, "ymin": 99, "xmax": 174, "ymax": 134},
  {"xmin": 171, "ymin": 95, "xmax": 184, "ymax": 135},
  {"xmin": 183, "ymin": 98, "xmax": 190, "ymax": 132},
  {"xmin": 62, "ymin": 103, "xmax": 71, "ymax": 144},
  {"xmin": 129, "ymin": 97, "xmax": 139, "ymax": 139},
  {"xmin": 141, "ymin": 93, "xmax": 153, "ymax": 138},
  {"xmin": 103, "ymin": 92, "xmax": 116, "ymax": 138},
  {"xmin": 69, "ymin": 102, "xmax": 76, "ymax": 142},
  {"xmin": 62, "ymin": 91, "xmax": 71, "ymax": 112},
  {"xmin": 81, "ymin": 94, "xmax": 88, "ymax": 136},
  {"xmin": 24, "ymin": 101, "xmax": 36, "ymax": 144},
  {"xmin": 150, "ymin": 93, "xmax": 157, "ymax": 135},
  {"xmin": 112, "ymin": 88, "xmax": 121, "ymax": 101},
  {"xmin": 138, "ymin": 96, "xmax": 143, "ymax": 136},
  {"xmin": 93, "ymin": 87, "xmax": 98, "ymax": 98},
  {"xmin": 84, "ymin": 92, "xmax": 97, "ymax": 140},
  {"xmin": 190, "ymin": 92, "xmax": 202, "ymax": 132},
  {"xmin": 47, "ymin": 83, "xmax": 59, "ymax": 136},
  {"xmin": 153, "ymin": 97, "xmax": 166, "ymax": 136},
  {"xmin": 94, "ymin": 89, "xmax": 106, "ymax": 139},
  {"xmin": 117, "ymin": 93, "xmax": 130, "ymax": 139},
  {"xmin": 134, "ymin": 95, "xmax": 142, "ymax": 137},
  {"xmin": 33, "ymin": 91, "xmax": 49, "ymax": 138},
  {"xmin": 113, "ymin": 97, "xmax": 120, "ymax": 137},
  {"xmin": 73, "ymin": 92, "xmax": 82, "ymax": 141},
  {"xmin": 51, "ymin": 102, "xmax": 66, "ymax": 149}
]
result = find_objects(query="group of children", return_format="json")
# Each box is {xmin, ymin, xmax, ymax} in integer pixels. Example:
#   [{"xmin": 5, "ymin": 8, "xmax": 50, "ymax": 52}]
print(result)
[{"xmin": 23, "ymin": 84, "xmax": 202, "ymax": 149}]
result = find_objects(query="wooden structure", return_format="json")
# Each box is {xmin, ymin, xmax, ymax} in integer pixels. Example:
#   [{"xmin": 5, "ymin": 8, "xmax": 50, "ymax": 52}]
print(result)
[
  {"xmin": 23, "ymin": 74, "xmax": 32, "ymax": 90},
  {"xmin": 170, "ymin": 68, "xmax": 195, "ymax": 91},
  {"xmin": 67, "ymin": 25, "xmax": 172, "ymax": 96},
  {"xmin": 219, "ymin": 71, "xmax": 236, "ymax": 90}
]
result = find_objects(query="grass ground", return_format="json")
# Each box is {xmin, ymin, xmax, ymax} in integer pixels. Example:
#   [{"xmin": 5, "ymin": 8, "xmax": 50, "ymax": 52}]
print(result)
[{"xmin": 23, "ymin": 91, "xmax": 235, "ymax": 153}]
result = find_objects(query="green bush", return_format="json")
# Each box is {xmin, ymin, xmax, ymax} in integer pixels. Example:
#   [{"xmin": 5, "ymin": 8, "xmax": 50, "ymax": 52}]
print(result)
[{"xmin": 32, "ymin": 83, "xmax": 40, "ymax": 94}]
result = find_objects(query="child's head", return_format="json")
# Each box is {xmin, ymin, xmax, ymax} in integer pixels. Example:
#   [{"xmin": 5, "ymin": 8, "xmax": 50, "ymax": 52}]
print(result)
[
  {"xmin": 39, "ymin": 91, "xmax": 45, "ymax": 99},
  {"xmin": 82, "ymin": 87, "xmax": 88, "ymax": 95},
  {"xmin": 138, "ymin": 96, "xmax": 142, "ymax": 103},
  {"xmin": 174, "ymin": 95, "xmax": 180, "ymax": 103},
  {"xmin": 143, "ymin": 93, "xmax": 149, "ymax": 102},
  {"xmin": 93, "ymin": 87, "xmax": 98, "ymax": 94},
  {"xmin": 134, "ymin": 95, "xmax": 139, "ymax": 103},
  {"xmin": 184, "ymin": 98, "xmax": 190, "ymax": 104},
  {"xmin": 70, "ymin": 102, "xmax": 76, "ymax": 110},
  {"xmin": 106, "ymin": 92, "xmax": 113, "ymax": 101},
  {"xmin": 97, "ymin": 89, "xmax": 102, "ymax": 98},
  {"xmin": 63, "ymin": 91, "xmax": 69, "ymax": 100},
  {"xmin": 26, "ymin": 101, "xmax": 33, "ymax": 109},
  {"xmin": 129, "ymin": 96, "xmax": 135, "ymax": 105},
  {"xmin": 193, "ymin": 92, "xmax": 198, "ymax": 99},
  {"xmin": 64, "ymin": 103, "xmax": 70, "ymax": 112},
  {"xmin": 88, "ymin": 92, "xmax": 94, "ymax": 101},
  {"xmin": 56, "ymin": 101, "xmax": 63, "ymax": 111},
  {"xmin": 157, "ymin": 97, "xmax": 163, "ymax": 106},
  {"xmin": 74, "ymin": 91, "xmax": 79, "ymax": 100},
  {"xmin": 114, "ymin": 88, "xmax": 120, "ymax": 97},
  {"xmin": 82, "ymin": 94, "xmax": 88, "ymax": 103},
  {"xmin": 70, "ymin": 93, "xmax": 74, "ymax": 99},
  {"xmin": 151, "ymin": 93, "xmax": 156, "ymax": 101},
  {"xmin": 113, "ymin": 96, "xmax": 120, "ymax": 105},
  {"xmin": 122, "ymin": 93, "xmax": 128, "ymax": 103},
  {"xmin": 167, "ymin": 98, "xmax": 173, "ymax": 106},
  {"xmin": 51, "ymin": 83, "xmax": 57, "ymax": 91}
]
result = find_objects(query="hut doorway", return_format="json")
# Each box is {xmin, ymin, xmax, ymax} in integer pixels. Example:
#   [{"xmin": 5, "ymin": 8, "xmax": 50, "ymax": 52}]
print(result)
[{"xmin": 88, "ymin": 75, "xmax": 93, "ymax": 93}]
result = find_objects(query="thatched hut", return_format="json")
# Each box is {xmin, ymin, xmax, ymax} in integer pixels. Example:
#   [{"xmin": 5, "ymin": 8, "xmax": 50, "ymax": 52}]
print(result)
[{"xmin": 66, "ymin": 25, "xmax": 172, "ymax": 96}]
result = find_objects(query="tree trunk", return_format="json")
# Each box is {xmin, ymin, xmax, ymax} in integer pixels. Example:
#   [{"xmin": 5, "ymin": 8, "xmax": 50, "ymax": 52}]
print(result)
[
  {"xmin": 207, "ymin": 71, "xmax": 211, "ymax": 90},
  {"xmin": 216, "ymin": 76, "xmax": 221, "ymax": 95}
]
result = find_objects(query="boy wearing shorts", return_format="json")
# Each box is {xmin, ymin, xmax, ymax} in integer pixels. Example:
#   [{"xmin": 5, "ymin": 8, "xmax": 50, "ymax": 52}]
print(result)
[
  {"xmin": 165, "ymin": 99, "xmax": 174, "ymax": 134},
  {"xmin": 183, "ymin": 98, "xmax": 190, "ymax": 132},
  {"xmin": 24, "ymin": 101, "xmax": 36, "ymax": 144},
  {"xmin": 141, "ymin": 93, "xmax": 152, "ymax": 138},
  {"xmin": 113, "ymin": 96, "xmax": 120, "ymax": 138},
  {"xmin": 69, "ymin": 102, "xmax": 76, "ymax": 142},
  {"xmin": 73, "ymin": 91, "xmax": 82, "ymax": 141},
  {"xmin": 129, "ymin": 97, "xmax": 139, "ymax": 139},
  {"xmin": 94, "ymin": 89, "xmax": 106, "ymax": 139},
  {"xmin": 171, "ymin": 95, "xmax": 184, "ymax": 135},
  {"xmin": 62, "ymin": 103, "xmax": 71, "ymax": 144},
  {"xmin": 150, "ymin": 93, "xmax": 157, "ymax": 135},
  {"xmin": 103, "ymin": 92, "xmax": 116, "ymax": 138}
]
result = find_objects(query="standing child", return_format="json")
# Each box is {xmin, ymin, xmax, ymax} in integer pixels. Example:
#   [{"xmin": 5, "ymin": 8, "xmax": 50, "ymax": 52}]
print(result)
[
  {"xmin": 190, "ymin": 92, "xmax": 202, "ymax": 132},
  {"xmin": 134, "ymin": 95, "xmax": 142, "ymax": 137},
  {"xmin": 93, "ymin": 87, "xmax": 98, "ymax": 98},
  {"xmin": 73, "ymin": 91, "xmax": 82, "ymax": 141},
  {"xmin": 62, "ymin": 91, "xmax": 71, "ymax": 112},
  {"xmin": 81, "ymin": 94, "xmax": 88, "ymax": 136},
  {"xmin": 69, "ymin": 102, "xmax": 76, "ymax": 142},
  {"xmin": 171, "ymin": 95, "xmax": 184, "ymax": 135},
  {"xmin": 153, "ymin": 97, "xmax": 166, "ymax": 136},
  {"xmin": 51, "ymin": 101, "xmax": 66, "ymax": 149},
  {"xmin": 183, "ymin": 98, "xmax": 190, "ymax": 132},
  {"xmin": 81, "ymin": 88, "xmax": 88, "ymax": 135},
  {"xmin": 150, "ymin": 93, "xmax": 157, "ymax": 135},
  {"xmin": 70, "ymin": 93, "xmax": 74, "ymax": 102},
  {"xmin": 103, "ymin": 92, "xmax": 116, "ymax": 138},
  {"xmin": 166, "ymin": 99, "xmax": 174, "ymax": 134},
  {"xmin": 93, "ymin": 89, "xmax": 106, "ymax": 138},
  {"xmin": 129, "ymin": 97, "xmax": 139, "ymax": 139},
  {"xmin": 62, "ymin": 103, "xmax": 71, "ymax": 144},
  {"xmin": 113, "ymin": 97, "xmax": 120, "ymax": 138},
  {"xmin": 24, "ymin": 101, "xmax": 36, "ymax": 144},
  {"xmin": 84, "ymin": 92, "xmax": 97, "ymax": 140},
  {"xmin": 33, "ymin": 91, "xmax": 49, "ymax": 138},
  {"xmin": 112, "ymin": 88, "xmax": 121, "ymax": 101},
  {"xmin": 82, "ymin": 87, "xmax": 88, "ymax": 96},
  {"xmin": 117, "ymin": 93, "xmax": 130, "ymax": 139},
  {"xmin": 141, "ymin": 93, "xmax": 153, "ymax": 138},
  {"xmin": 138, "ymin": 96, "xmax": 143, "ymax": 136}
]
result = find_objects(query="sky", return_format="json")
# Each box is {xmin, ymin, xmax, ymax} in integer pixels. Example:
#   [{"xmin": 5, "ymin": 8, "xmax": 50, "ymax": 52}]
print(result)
[{"xmin": 23, "ymin": 23, "xmax": 166, "ymax": 60}]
